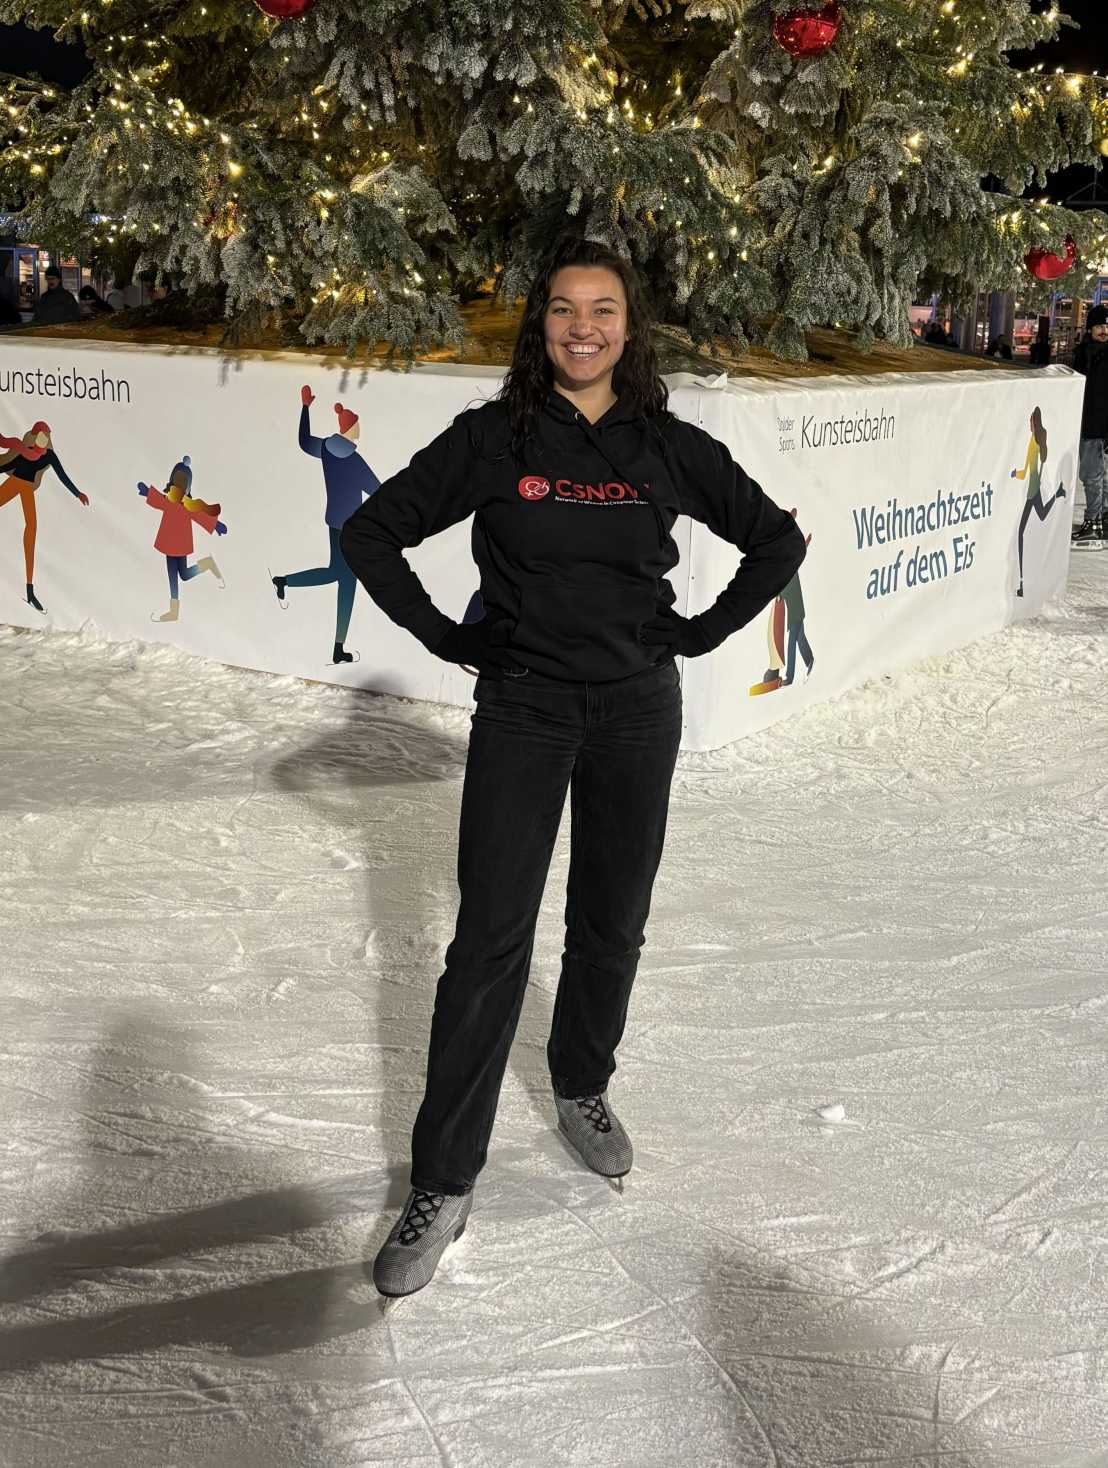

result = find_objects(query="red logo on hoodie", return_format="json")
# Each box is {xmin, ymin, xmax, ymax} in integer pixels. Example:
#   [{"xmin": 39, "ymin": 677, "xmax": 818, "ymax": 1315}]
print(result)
[{"xmin": 518, "ymin": 475, "xmax": 550, "ymax": 501}]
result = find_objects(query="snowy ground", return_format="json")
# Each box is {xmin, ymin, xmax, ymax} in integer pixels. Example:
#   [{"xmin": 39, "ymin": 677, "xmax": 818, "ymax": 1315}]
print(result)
[{"xmin": 1, "ymin": 552, "xmax": 1107, "ymax": 1468}]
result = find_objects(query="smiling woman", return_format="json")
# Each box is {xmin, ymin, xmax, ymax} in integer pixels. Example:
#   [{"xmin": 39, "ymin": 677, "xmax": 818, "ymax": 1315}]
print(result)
[{"xmin": 337, "ymin": 231, "xmax": 806, "ymax": 1298}]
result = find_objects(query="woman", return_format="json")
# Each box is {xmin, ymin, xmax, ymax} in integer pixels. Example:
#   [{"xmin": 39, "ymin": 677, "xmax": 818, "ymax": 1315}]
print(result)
[
  {"xmin": 1011, "ymin": 406, "xmax": 1066, "ymax": 596},
  {"xmin": 340, "ymin": 236, "xmax": 805, "ymax": 1297}
]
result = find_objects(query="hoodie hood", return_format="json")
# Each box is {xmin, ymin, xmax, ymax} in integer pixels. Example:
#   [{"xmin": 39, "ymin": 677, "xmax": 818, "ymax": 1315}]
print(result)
[{"xmin": 542, "ymin": 390, "xmax": 645, "ymax": 431}]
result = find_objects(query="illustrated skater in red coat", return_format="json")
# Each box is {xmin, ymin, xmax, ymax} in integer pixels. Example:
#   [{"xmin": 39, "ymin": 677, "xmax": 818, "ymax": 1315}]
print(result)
[{"xmin": 138, "ymin": 455, "xmax": 227, "ymax": 622}]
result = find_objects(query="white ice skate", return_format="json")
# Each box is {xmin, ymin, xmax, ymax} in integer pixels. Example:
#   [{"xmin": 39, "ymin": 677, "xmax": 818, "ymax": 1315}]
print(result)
[{"xmin": 197, "ymin": 555, "xmax": 225, "ymax": 587}]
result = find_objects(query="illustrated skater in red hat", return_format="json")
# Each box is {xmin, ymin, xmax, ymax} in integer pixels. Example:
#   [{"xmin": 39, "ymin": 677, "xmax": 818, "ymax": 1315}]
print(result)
[
  {"xmin": 271, "ymin": 388, "xmax": 381, "ymax": 664},
  {"xmin": 0, "ymin": 420, "xmax": 89, "ymax": 612}
]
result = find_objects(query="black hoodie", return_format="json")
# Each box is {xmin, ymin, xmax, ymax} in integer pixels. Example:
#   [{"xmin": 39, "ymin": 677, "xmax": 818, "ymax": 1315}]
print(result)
[
  {"xmin": 1074, "ymin": 335, "xmax": 1108, "ymax": 440},
  {"xmin": 339, "ymin": 391, "xmax": 806, "ymax": 683}
]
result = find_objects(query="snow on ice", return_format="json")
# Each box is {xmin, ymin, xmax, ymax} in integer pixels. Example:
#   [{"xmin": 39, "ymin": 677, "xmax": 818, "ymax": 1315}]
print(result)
[{"xmin": 1, "ymin": 555, "xmax": 1107, "ymax": 1466}]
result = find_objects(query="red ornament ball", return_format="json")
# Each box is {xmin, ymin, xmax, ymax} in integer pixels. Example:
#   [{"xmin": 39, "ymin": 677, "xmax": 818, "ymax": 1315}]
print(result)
[
  {"xmin": 1024, "ymin": 236, "xmax": 1078, "ymax": 282},
  {"xmin": 254, "ymin": 0, "xmax": 314, "ymax": 17},
  {"xmin": 772, "ymin": 2, "xmax": 842, "ymax": 59}
]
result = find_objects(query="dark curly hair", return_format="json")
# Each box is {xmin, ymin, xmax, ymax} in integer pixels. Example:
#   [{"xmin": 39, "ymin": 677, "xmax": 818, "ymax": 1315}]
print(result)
[{"xmin": 496, "ymin": 236, "xmax": 670, "ymax": 458}]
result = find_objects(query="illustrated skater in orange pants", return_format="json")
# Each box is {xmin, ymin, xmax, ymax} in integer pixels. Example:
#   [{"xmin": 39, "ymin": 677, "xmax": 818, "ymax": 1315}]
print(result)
[{"xmin": 0, "ymin": 421, "xmax": 90, "ymax": 612}]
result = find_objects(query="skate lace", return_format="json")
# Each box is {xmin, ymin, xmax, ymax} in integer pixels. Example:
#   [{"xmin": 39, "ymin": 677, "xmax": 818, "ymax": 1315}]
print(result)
[
  {"xmin": 576, "ymin": 1095, "xmax": 612, "ymax": 1134},
  {"xmin": 398, "ymin": 1191, "xmax": 445, "ymax": 1246}
]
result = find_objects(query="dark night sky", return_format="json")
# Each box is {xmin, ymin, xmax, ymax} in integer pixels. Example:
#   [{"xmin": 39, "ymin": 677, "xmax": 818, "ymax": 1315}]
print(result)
[
  {"xmin": 2, "ymin": 2, "xmax": 1106, "ymax": 202},
  {"xmin": 0, "ymin": 20, "xmax": 90, "ymax": 87}
]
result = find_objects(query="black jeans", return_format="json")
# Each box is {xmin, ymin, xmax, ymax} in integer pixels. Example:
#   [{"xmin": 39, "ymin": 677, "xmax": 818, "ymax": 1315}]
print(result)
[{"xmin": 410, "ymin": 659, "xmax": 683, "ymax": 1195}]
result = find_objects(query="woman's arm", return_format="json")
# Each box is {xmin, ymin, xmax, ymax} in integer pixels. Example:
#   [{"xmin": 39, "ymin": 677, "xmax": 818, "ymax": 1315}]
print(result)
[
  {"xmin": 45, "ymin": 450, "xmax": 82, "ymax": 498},
  {"xmin": 339, "ymin": 413, "xmax": 484, "ymax": 651},
  {"xmin": 666, "ymin": 421, "xmax": 806, "ymax": 652}
]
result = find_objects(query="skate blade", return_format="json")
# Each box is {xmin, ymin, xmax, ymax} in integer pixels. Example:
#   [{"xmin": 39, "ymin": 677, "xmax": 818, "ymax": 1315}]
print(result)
[
  {"xmin": 1072, "ymin": 541, "xmax": 1105, "ymax": 551},
  {"xmin": 267, "ymin": 565, "xmax": 289, "ymax": 608}
]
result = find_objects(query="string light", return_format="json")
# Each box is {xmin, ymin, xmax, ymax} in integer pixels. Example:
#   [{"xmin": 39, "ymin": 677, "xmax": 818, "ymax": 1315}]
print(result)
[{"xmin": 3, "ymin": 2, "xmax": 1107, "ymax": 336}]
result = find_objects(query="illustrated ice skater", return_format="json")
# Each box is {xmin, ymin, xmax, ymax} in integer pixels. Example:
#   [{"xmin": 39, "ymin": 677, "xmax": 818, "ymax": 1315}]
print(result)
[
  {"xmin": 138, "ymin": 455, "xmax": 227, "ymax": 622},
  {"xmin": 750, "ymin": 512, "xmax": 813, "ymax": 694},
  {"xmin": 1011, "ymin": 406, "xmax": 1065, "ymax": 598},
  {"xmin": 0, "ymin": 420, "xmax": 90, "ymax": 612},
  {"xmin": 272, "ymin": 386, "xmax": 381, "ymax": 664}
]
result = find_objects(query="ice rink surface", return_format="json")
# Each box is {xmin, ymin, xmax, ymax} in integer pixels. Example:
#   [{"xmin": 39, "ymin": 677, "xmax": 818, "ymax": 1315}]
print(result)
[{"xmin": 1, "ymin": 554, "xmax": 1107, "ymax": 1468}]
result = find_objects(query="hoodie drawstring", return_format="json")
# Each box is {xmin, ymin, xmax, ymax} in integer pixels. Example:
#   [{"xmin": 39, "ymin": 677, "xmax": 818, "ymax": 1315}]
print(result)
[{"xmin": 570, "ymin": 410, "xmax": 672, "ymax": 554}]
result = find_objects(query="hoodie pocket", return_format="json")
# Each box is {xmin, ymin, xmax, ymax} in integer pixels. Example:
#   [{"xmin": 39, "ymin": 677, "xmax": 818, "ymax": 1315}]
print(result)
[{"xmin": 510, "ymin": 577, "xmax": 661, "ymax": 673}]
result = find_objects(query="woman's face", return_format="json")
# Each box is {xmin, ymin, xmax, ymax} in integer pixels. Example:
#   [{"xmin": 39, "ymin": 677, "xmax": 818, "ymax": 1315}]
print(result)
[{"xmin": 543, "ymin": 266, "xmax": 629, "ymax": 394}]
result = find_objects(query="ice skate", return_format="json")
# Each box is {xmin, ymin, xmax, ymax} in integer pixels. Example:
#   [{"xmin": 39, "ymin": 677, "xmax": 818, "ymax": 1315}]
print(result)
[
  {"xmin": 749, "ymin": 666, "xmax": 784, "ymax": 696},
  {"xmin": 271, "ymin": 571, "xmax": 288, "ymax": 607},
  {"xmin": 197, "ymin": 555, "xmax": 224, "ymax": 587},
  {"xmin": 554, "ymin": 1089, "xmax": 633, "ymax": 1180},
  {"xmin": 25, "ymin": 583, "xmax": 44, "ymax": 613},
  {"xmin": 154, "ymin": 598, "xmax": 180, "ymax": 622},
  {"xmin": 372, "ymin": 1188, "xmax": 472, "ymax": 1298},
  {"xmin": 1071, "ymin": 518, "xmax": 1104, "ymax": 550}
]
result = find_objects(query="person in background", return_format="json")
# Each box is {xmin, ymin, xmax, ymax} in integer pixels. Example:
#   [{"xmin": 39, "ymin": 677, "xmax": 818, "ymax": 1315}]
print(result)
[
  {"xmin": 78, "ymin": 285, "xmax": 113, "ymax": 316},
  {"xmin": 986, "ymin": 334, "xmax": 1013, "ymax": 361},
  {"xmin": 1028, "ymin": 319, "xmax": 1053, "ymax": 367},
  {"xmin": 0, "ymin": 259, "xmax": 20, "ymax": 327},
  {"xmin": 32, "ymin": 265, "xmax": 80, "ymax": 326},
  {"xmin": 1071, "ymin": 304, "xmax": 1108, "ymax": 547}
]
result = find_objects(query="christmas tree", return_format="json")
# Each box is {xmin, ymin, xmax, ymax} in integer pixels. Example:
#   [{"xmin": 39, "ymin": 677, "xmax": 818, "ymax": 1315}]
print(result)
[{"xmin": 2, "ymin": 0, "xmax": 1107, "ymax": 360}]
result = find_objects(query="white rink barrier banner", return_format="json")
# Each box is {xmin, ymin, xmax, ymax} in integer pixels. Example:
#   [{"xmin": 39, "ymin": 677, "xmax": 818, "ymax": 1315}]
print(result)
[{"xmin": 0, "ymin": 339, "xmax": 1083, "ymax": 751}]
